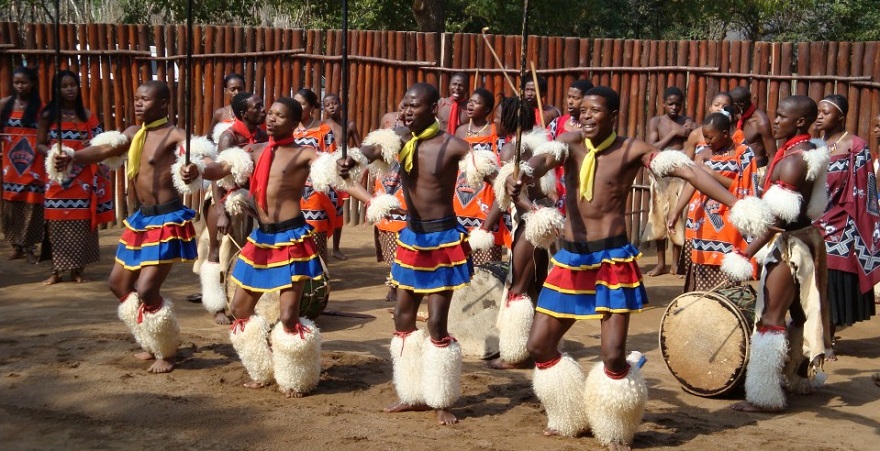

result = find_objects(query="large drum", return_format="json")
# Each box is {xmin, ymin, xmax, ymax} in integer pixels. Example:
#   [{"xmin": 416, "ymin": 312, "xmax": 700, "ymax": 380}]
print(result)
[
  {"xmin": 659, "ymin": 285, "xmax": 757, "ymax": 397},
  {"xmin": 224, "ymin": 250, "xmax": 330, "ymax": 323}
]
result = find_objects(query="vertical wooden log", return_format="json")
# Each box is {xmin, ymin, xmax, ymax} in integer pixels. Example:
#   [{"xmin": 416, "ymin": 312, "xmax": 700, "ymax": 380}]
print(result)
[
  {"xmin": 846, "ymin": 42, "xmax": 863, "ymax": 136},
  {"xmin": 808, "ymin": 42, "xmax": 826, "ymax": 102}
]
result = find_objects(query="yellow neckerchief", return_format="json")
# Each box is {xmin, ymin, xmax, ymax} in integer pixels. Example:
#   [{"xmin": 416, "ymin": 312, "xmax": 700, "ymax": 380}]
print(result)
[
  {"xmin": 399, "ymin": 121, "xmax": 441, "ymax": 173},
  {"xmin": 127, "ymin": 117, "xmax": 169, "ymax": 179},
  {"xmin": 579, "ymin": 131, "xmax": 617, "ymax": 201}
]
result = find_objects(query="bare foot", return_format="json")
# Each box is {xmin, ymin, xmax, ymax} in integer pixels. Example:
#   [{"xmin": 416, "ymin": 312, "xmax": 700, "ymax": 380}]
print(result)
[
  {"xmin": 70, "ymin": 269, "xmax": 88, "ymax": 283},
  {"xmin": 608, "ymin": 441, "xmax": 632, "ymax": 451},
  {"xmin": 43, "ymin": 273, "xmax": 62, "ymax": 285},
  {"xmin": 486, "ymin": 357, "xmax": 532, "ymax": 370},
  {"xmin": 243, "ymin": 381, "xmax": 268, "ymax": 389},
  {"xmin": 670, "ymin": 265, "xmax": 679, "ymax": 275},
  {"xmin": 384, "ymin": 402, "xmax": 431, "ymax": 413},
  {"xmin": 385, "ymin": 288, "xmax": 397, "ymax": 302},
  {"xmin": 147, "ymin": 358, "xmax": 175, "ymax": 373},
  {"xmin": 283, "ymin": 389, "xmax": 305, "ymax": 398},
  {"xmin": 645, "ymin": 264, "xmax": 668, "ymax": 277},
  {"xmin": 25, "ymin": 251, "xmax": 38, "ymax": 264},
  {"xmin": 333, "ymin": 250, "xmax": 349, "ymax": 260},
  {"xmin": 826, "ymin": 350, "xmax": 838, "ymax": 361},
  {"xmin": 214, "ymin": 311, "xmax": 232, "ymax": 325},
  {"xmin": 730, "ymin": 401, "xmax": 783, "ymax": 413},
  {"xmin": 134, "ymin": 351, "xmax": 155, "ymax": 361},
  {"xmin": 543, "ymin": 428, "xmax": 559, "ymax": 436},
  {"xmin": 435, "ymin": 409, "xmax": 458, "ymax": 425}
]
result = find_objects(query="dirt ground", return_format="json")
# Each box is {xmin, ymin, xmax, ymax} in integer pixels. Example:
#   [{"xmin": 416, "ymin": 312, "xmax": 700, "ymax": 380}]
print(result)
[{"xmin": 1, "ymin": 224, "xmax": 878, "ymax": 451}]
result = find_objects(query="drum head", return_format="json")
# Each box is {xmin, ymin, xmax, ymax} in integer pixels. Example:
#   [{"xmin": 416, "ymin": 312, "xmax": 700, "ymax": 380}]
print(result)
[
  {"xmin": 659, "ymin": 290, "xmax": 752, "ymax": 397},
  {"xmin": 225, "ymin": 250, "xmax": 329, "ymax": 322}
]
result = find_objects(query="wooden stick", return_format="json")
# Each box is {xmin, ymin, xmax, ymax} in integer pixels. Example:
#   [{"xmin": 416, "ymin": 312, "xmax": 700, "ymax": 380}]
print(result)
[
  {"xmin": 530, "ymin": 60, "xmax": 545, "ymax": 128},
  {"xmin": 480, "ymin": 27, "xmax": 519, "ymax": 95},
  {"xmin": 513, "ymin": 2, "xmax": 530, "ymax": 181},
  {"xmin": 341, "ymin": 0, "xmax": 349, "ymax": 160},
  {"xmin": 184, "ymin": 0, "xmax": 193, "ymax": 165}
]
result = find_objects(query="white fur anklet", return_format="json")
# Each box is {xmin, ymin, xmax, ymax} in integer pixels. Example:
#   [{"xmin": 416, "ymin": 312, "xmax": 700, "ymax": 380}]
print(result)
[
  {"xmin": 229, "ymin": 316, "xmax": 274, "ymax": 386},
  {"xmin": 137, "ymin": 298, "xmax": 181, "ymax": 360},
  {"xmin": 271, "ymin": 318, "xmax": 322, "ymax": 395},
  {"xmin": 390, "ymin": 329, "xmax": 427, "ymax": 405},
  {"xmin": 199, "ymin": 261, "xmax": 227, "ymax": 314},
  {"xmin": 744, "ymin": 330, "xmax": 788, "ymax": 410},
  {"xmin": 117, "ymin": 292, "xmax": 145, "ymax": 349},
  {"xmin": 421, "ymin": 336, "xmax": 462, "ymax": 409},
  {"xmin": 584, "ymin": 362, "xmax": 648, "ymax": 446},
  {"xmin": 532, "ymin": 354, "xmax": 590, "ymax": 437},
  {"xmin": 498, "ymin": 294, "xmax": 533, "ymax": 364}
]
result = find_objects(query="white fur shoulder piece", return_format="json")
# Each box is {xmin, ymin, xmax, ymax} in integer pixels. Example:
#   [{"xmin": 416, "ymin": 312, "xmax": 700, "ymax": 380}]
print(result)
[
  {"xmin": 90, "ymin": 130, "xmax": 130, "ymax": 170},
  {"xmin": 532, "ymin": 140, "xmax": 568, "ymax": 163},
  {"xmin": 182, "ymin": 135, "xmax": 218, "ymax": 161},
  {"xmin": 310, "ymin": 152, "xmax": 342, "ymax": 194},
  {"xmin": 363, "ymin": 128, "xmax": 402, "ymax": 168},
  {"xmin": 216, "ymin": 146, "xmax": 254, "ymax": 189},
  {"xmin": 366, "ymin": 193, "xmax": 401, "ymax": 224},
  {"xmin": 521, "ymin": 129, "xmax": 552, "ymax": 154},
  {"xmin": 524, "ymin": 206, "xmax": 564, "ymax": 249},
  {"xmin": 728, "ymin": 196, "xmax": 774, "ymax": 238},
  {"xmin": 763, "ymin": 184, "xmax": 803, "ymax": 224},
  {"xmin": 720, "ymin": 252, "xmax": 754, "ymax": 282},
  {"xmin": 649, "ymin": 150, "xmax": 694, "ymax": 177},
  {"xmin": 45, "ymin": 144, "xmax": 76, "ymax": 184},
  {"xmin": 212, "ymin": 121, "xmax": 234, "ymax": 144},
  {"xmin": 801, "ymin": 146, "xmax": 830, "ymax": 182},
  {"xmin": 464, "ymin": 149, "xmax": 498, "ymax": 189}
]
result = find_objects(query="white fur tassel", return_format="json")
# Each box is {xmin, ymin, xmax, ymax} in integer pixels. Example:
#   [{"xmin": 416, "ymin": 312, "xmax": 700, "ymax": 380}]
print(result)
[
  {"xmin": 763, "ymin": 184, "xmax": 803, "ymax": 224},
  {"xmin": 744, "ymin": 330, "xmax": 788, "ymax": 410},
  {"xmin": 310, "ymin": 152, "xmax": 342, "ymax": 194},
  {"xmin": 532, "ymin": 354, "xmax": 590, "ymax": 437},
  {"xmin": 117, "ymin": 292, "xmax": 145, "ymax": 349},
  {"xmin": 89, "ymin": 130, "xmax": 130, "ymax": 170},
  {"xmin": 464, "ymin": 149, "xmax": 498, "ymax": 189},
  {"xmin": 649, "ymin": 150, "xmax": 694, "ymax": 177},
  {"xmin": 524, "ymin": 206, "xmax": 564, "ymax": 249},
  {"xmin": 720, "ymin": 251, "xmax": 754, "ymax": 282},
  {"xmin": 802, "ymin": 146, "xmax": 830, "ymax": 182},
  {"xmin": 493, "ymin": 161, "xmax": 532, "ymax": 210},
  {"xmin": 171, "ymin": 153, "xmax": 206, "ymax": 195},
  {"xmin": 222, "ymin": 189, "xmax": 252, "ymax": 216},
  {"xmin": 216, "ymin": 146, "xmax": 254, "ymax": 189},
  {"xmin": 498, "ymin": 295, "xmax": 534, "ymax": 364},
  {"xmin": 138, "ymin": 298, "xmax": 181, "ymax": 360},
  {"xmin": 363, "ymin": 128, "xmax": 402, "ymax": 175},
  {"xmin": 199, "ymin": 261, "xmax": 227, "ymax": 314},
  {"xmin": 366, "ymin": 194, "xmax": 401, "ymax": 224},
  {"xmin": 45, "ymin": 144, "xmax": 76, "ymax": 184},
  {"xmin": 468, "ymin": 228, "xmax": 495, "ymax": 251},
  {"xmin": 538, "ymin": 169, "xmax": 557, "ymax": 197},
  {"xmin": 390, "ymin": 329, "xmax": 426, "ymax": 405},
  {"xmin": 270, "ymin": 319, "xmax": 322, "ymax": 396},
  {"xmin": 729, "ymin": 196, "xmax": 774, "ymax": 238},
  {"xmin": 421, "ymin": 339, "xmax": 462, "ymax": 409},
  {"xmin": 212, "ymin": 121, "xmax": 234, "ymax": 144},
  {"xmin": 229, "ymin": 315, "xmax": 274, "ymax": 386},
  {"xmin": 584, "ymin": 362, "xmax": 648, "ymax": 447},
  {"xmin": 532, "ymin": 140, "xmax": 568, "ymax": 163}
]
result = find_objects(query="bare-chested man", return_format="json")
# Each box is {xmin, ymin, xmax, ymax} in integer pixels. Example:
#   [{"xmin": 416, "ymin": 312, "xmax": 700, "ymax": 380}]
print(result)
[
  {"xmin": 437, "ymin": 72, "xmax": 470, "ymax": 134},
  {"xmin": 196, "ymin": 91, "xmax": 267, "ymax": 325},
  {"xmin": 722, "ymin": 95, "xmax": 830, "ymax": 413},
  {"xmin": 342, "ymin": 83, "xmax": 475, "ymax": 425},
  {"xmin": 509, "ymin": 86, "xmax": 741, "ymax": 449},
  {"xmin": 643, "ymin": 87, "xmax": 696, "ymax": 276},
  {"xmin": 524, "ymin": 76, "xmax": 561, "ymax": 128},
  {"xmin": 730, "ymin": 86, "xmax": 776, "ymax": 168},
  {"xmin": 323, "ymin": 93, "xmax": 362, "ymax": 148},
  {"xmin": 52, "ymin": 81, "xmax": 197, "ymax": 373},
  {"xmin": 184, "ymin": 97, "xmax": 369, "ymax": 397}
]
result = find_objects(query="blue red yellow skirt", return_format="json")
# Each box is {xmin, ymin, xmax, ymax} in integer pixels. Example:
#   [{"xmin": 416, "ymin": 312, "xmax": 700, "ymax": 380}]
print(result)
[
  {"xmin": 115, "ymin": 201, "xmax": 197, "ymax": 270},
  {"xmin": 537, "ymin": 236, "xmax": 647, "ymax": 319},
  {"xmin": 229, "ymin": 216, "xmax": 324, "ymax": 292},
  {"xmin": 390, "ymin": 218, "xmax": 473, "ymax": 294}
]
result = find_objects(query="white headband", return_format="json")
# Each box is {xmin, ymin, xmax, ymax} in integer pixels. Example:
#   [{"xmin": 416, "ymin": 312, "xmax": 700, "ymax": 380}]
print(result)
[{"xmin": 820, "ymin": 99, "xmax": 844, "ymax": 115}]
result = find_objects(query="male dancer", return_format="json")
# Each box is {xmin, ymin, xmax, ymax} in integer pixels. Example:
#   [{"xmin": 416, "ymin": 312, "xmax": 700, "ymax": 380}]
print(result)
[
  {"xmin": 341, "ymin": 83, "xmax": 477, "ymax": 425},
  {"xmin": 722, "ymin": 95, "xmax": 830, "ymax": 412},
  {"xmin": 183, "ymin": 97, "xmax": 370, "ymax": 397},
  {"xmin": 196, "ymin": 91, "xmax": 267, "ymax": 324},
  {"xmin": 643, "ymin": 87, "xmax": 696, "ymax": 276},
  {"xmin": 437, "ymin": 72, "xmax": 469, "ymax": 134},
  {"xmin": 509, "ymin": 87, "xmax": 742, "ymax": 449},
  {"xmin": 730, "ymin": 86, "xmax": 776, "ymax": 168},
  {"xmin": 52, "ymin": 81, "xmax": 197, "ymax": 373},
  {"xmin": 524, "ymin": 76, "xmax": 561, "ymax": 127}
]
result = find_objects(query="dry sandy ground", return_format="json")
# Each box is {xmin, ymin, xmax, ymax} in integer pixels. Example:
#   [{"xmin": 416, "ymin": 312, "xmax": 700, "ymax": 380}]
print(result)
[{"xmin": 1, "ymin": 225, "xmax": 878, "ymax": 451}]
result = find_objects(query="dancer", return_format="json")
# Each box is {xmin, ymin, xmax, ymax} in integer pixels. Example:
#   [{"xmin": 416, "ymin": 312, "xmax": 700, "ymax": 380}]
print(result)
[
  {"xmin": 0, "ymin": 66, "xmax": 44, "ymax": 263},
  {"xmin": 730, "ymin": 86, "xmax": 776, "ymax": 168},
  {"xmin": 51, "ymin": 81, "xmax": 198, "ymax": 373},
  {"xmin": 508, "ymin": 86, "xmax": 742, "ymax": 448},
  {"xmin": 437, "ymin": 72, "xmax": 469, "ymax": 134},
  {"xmin": 812, "ymin": 94, "xmax": 879, "ymax": 355},
  {"xmin": 197, "ymin": 91, "xmax": 267, "ymax": 324},
  {"xmin": 37, "ymin": 70, "xmax": 112, "ymax": 284},
  {"xmin": 643, "ymin": 87, "xmax": 696, "ymax": 276},
  {"xmin": 524, "ymin": 76, "xmax": 561, "ymax": 126},
  {"xmin": 722, "ymin": 95, "xmax": 831, "ymax": 412}
]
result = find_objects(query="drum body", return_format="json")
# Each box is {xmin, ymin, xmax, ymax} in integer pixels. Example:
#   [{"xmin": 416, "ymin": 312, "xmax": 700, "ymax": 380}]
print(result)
[
  {"xmin": 659, "ymin": 285, "xmax": 757, "ymax": 397},
  {"xmin": 224, "ymin": 250, "xmax": 330, "ymax": 322}
]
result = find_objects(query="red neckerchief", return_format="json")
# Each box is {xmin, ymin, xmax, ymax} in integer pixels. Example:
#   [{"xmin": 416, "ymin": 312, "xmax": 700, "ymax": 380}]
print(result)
[
  {"xmin": 447, "ymin": 100, "xmax": 463, "ymax": 134},
  {"xmin": 737, "ymin": 104, "xmax": 756, "ymax": 131},
  {"xmin": 250, "ymin": 135, "xmax": 296, "ymax": 212},
  {"xmin": 763, "ymin": 133, "xmax": 811, "ymax": 192},
  {"xmin": 534, "ymin": 108, "xmax": 542, "ymax": 126},
  {"xmin": 231, "ymin": 119, "xmax": 259, "ymax": 145}
]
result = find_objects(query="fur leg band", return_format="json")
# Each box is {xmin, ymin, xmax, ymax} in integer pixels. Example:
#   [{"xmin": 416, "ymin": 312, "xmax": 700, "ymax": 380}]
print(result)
[
  {"xmin": 585, "ymin": 362, "xmax": 648, "ymax": 446},
  {"xmin": 117, "ymin": 292, "xmax": 145, "ymax": 349},
  {"xmin": 532, "ymin": 354, "xmax": 590, "ymax": 437},
  {"xmin": 199, "ymin": 261, "xmax": 227, "ymax": 314},
  {"xmin": 421, "ymin": 335, "xmax": 462, "ymax": 409},
  {"xmin": 498, "ymin": 293, "xmax": 534, "ymax": 364},
  {"xmin": 744, "ymin": 330, "xmax": 788, "ymax": 410},
  {"xmin": 390, "ymin": 329, "xmax": 426, "ymax": 405},
  {"xmin": 229, "ymin": 316, "xmax": 274, "ymax": 385},
  {"xmin": 137, "ymin": 298, "xmax": 181, "ymax": 360},
  {"xmin": 271, "ymin": 318, "xmax": 322, "ymax": 395}
]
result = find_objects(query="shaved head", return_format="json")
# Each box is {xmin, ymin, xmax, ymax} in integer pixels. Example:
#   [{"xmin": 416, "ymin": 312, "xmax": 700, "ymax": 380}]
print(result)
[
  {"xmin": 780, "ymin": 95, "xmax": 818, "ymax": 125},
  {"xmin": 407, "ymin": 82, "xmax": 440, "ymax": 106}
]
